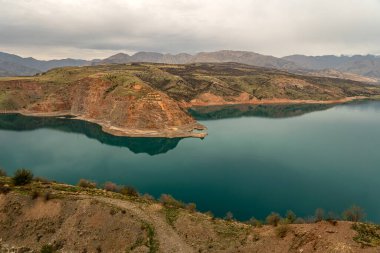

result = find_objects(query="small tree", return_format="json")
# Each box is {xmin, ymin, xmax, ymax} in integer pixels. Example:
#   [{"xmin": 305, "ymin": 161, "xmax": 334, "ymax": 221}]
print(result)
[
  {"xmin": 247, "ymin": 217, "xmax": 262, "ymax": 227},
  {"xmin": 224, "ymin": 211, "xmax": 234, "ymax": 221},
  {"xmin": 266, "ymin": 212, "xmax": 281, "ymax": 226},
  {"xmin": 315, "ymin": 208, "xmax": 325, "ymax": 222},
  {"xmin": 77, "ymin": 179, "xmax": 97, "ymax": 188},
  {"xmin": 119, "ymin": 186, "xmax": 139, "ymax": 197},
  {"xmin": 342, "ymin": 205, "xmax": 365, "ymax": 222},
  {"xmin": 286, "ymin": 210, "xmax": 297, "ymax": 223},
  {"xmin": 12, "ymin": 169, "xmax": 33, "ymax": 186},
  {"xmin": 103, "ymin": 181, "xmax": 118, "ymax": 192}
]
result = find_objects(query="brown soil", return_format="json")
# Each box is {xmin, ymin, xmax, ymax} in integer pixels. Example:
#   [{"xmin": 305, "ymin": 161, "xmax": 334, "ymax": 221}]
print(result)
[{"xmin": 0, "ymin": 179, "xmax": 379, "ymax": 253}]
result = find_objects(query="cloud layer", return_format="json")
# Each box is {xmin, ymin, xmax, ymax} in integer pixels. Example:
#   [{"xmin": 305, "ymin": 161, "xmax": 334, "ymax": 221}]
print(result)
[{"xmin": 1, "ymin": 0, "xmax": 380, "ymax": 59}]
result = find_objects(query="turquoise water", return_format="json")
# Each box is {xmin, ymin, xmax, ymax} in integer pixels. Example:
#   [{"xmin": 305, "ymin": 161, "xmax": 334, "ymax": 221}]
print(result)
[{"xmin": 0, "ymin": 101, "xmax": 380, "ymax": 222}]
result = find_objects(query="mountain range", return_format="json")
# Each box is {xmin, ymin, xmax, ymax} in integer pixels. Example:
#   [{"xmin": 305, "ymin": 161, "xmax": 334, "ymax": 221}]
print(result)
[{"xmin": 1, "ymin": 50, "xmax": 379, "ymax": 83}]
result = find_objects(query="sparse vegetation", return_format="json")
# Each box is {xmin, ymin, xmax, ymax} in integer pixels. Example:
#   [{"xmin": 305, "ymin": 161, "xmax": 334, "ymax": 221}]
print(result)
[
  {"xmin": 247, "ymin": 217, "xmax": 262, "ymax": 227},
  {"xmin": 119, "ymin": 185, "xmax": 139, "ymax": 197},
  {"xmin": 12, "ymin": 168, "xmax": 33, "ymax": 186},
  {"xmin": 343, "ymin": 205, "xmax": 366, "ymax": 222},
  {"xmin": 159, "ymin": 194, "xmax": 185, "ymax": 208},
  {"xmin": 285, "ymin": 210, "xmax": 297, "ymax": 224},
  {"xmin": 266, "ymin": 212, "xmax": 281, "ymax": 226},
  {"xmin": 224, "ymin": 211, "xmax": 234, "ymax": 221},
  {"xmin": 275, "ymin": 224, "xmax": 290, "ymax": 238},
  {"xmin": 77, "ymin": 179, "xmax": 97, "ymax": 188},
  {"xmin": 104, "ymin": 181, "xmax": 118, "ymax": 192},
  {"xmin": 315, "ymin": 208, "xmax": 325, "ymax": 222},
  {"xmin": 40, "ymin": 244, "xmax": 55, "ymax": 253},
  {"xmin": 352, "ymin": 223, "xmax": 380, "ymax": 247}
]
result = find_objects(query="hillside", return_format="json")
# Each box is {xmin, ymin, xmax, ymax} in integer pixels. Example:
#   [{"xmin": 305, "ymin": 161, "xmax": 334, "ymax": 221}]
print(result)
[
  {"xmin": 1, "ymin": 175, "xmax": 379, "ymax": 252},
  {"xmin": 284, "ymin": 55, "xmax": 380, "ymax": 80},
  {"xmin": 1, "ymin": 62, "xmax": 380, "ymax": 137}
]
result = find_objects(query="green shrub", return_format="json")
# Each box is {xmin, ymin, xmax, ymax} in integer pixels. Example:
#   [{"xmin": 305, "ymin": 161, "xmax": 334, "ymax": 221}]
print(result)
[
  {"xmin": 343, "ymin": 205, "xmax": 366, "ymax": 222},
  {"xmin": 266, "ymin": 212, "xmax": 281, "ymax": 226},
  {"xmin": 159, "ymin": 194, "xmax": 185, "ymax": 208},
  {"xmin": 224, "ymin": 211, "xmax": 234, "ymax": 221},
  {"xmin": 352, "ymin": 223, "xmax": 380, "ymax": 247},
  {"xmin": 275, "ymin": 224, "xmax": 290, "ymax": 238},
  {"xmin": 286, "ymin": 210, "xmax": 297, "ymax": 223},
  {"xmin": 12, "ymin": 168, "xmax": 33, "ymax": 186},
  {"xmin": 103, "ymin": 181, "xmax": 118, "ymax": 192},
  {"xmin": 40, "ymin": 244, "xmax": 55, "ymax": 253},
  {"xmin": 119, "ymin": 186, "xmax": 139, "ymax": 197},
  {"xmin": 0, "ymin": 183, "xmax": 11, "ymax": 194},
  {"xmin": 247, "ymin": 217, "xmax": 262, "ymax": 227},
  {"xmin": 186, "ymin": 202, "xmax": 197, "ymax": 212},
  {"xmin": 315, "ymin": 208, "xmax": 325, "ymax": 222},
  {"xmin": 77, "ymin": 179, "xmax": 97, "ymax": 188}
]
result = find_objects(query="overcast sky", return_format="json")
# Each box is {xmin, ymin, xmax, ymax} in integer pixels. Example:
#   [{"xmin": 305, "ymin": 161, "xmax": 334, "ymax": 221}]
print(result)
[{"xmin": 0, "ymin": 0, "xmax": 380, "ymax": 60}]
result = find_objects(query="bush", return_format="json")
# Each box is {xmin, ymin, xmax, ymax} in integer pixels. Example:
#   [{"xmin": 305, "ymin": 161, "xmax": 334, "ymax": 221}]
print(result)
[
  {"xmin": 0, "ymin": 183, "xmax": 11, "ymax": 194},
  {"xmin": 103, "ymin": 181, "xmax": 119, "ymax": 192},
  {"xmin": 12, "ymin": 169, "xmax": 33, "ymax": 186},
  {"xmin": 119, "ymin": 186, "xmax": 139, "ymax": 197},
  {"xmin": 294, "ymin": 217, "xmax": 306, "ymax": 224},
  {"xmin": 142, "ymin": 193, "xmax": 155, "ymax": 201},
  {"xmin": 40, "ymin": 244, "xmax": 55, "ymax": 253},
  {"xmin": 266, "ymin": 212, "xmax": 281, "ymax": 226},
  {"xmin": 247, "ymin": 217, "xmax": 262, "ymax": 227},
  {"xmin": 34, "ymin": 177, "xmax": 50, "ymax": 184},
  {"xmin": 275, "ymin": 224, "xmax": 290, "ymax": 238},
  {"xmin": 0, "ymin": 168, "xmax": 6, "ymax": 177},
  {"xmin": 224, "ymin": 211, "xmax": 234, "ymax": 221},
  {"xmin": 343, "ymin": 205, "xmax": 366, "ymax": 222},
  {"xmin": 186, "ymin": 202, "xmax": 197, "ymax": 212},
  {"xmin": 77, "ymin": 179, "xmax": 97, "ymax": 189},
  {"xmin": 159, "ymin": 194, "xmax": 185, "ymax": 208},
  {"xmin": 286, "ymin": 210, "xmax": 297, "ymax": 223},
  {"xmin": 315, "ymin": 208, "xmax": 325, "ymax": 222}
]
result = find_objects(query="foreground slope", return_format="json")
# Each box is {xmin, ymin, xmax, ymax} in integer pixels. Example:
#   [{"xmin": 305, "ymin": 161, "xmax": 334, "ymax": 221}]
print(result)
[
  {"xmin": 1, "ymin": 62, "xmax": 380, "ymax": 137},
  {"xmin": 0, "ymin": 177, "xmax": 379, "ymax": 253}
]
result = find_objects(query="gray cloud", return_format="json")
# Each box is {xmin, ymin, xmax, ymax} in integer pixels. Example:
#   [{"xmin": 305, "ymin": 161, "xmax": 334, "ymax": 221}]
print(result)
[{"xmin": 0, "ymin": 0, "xmax": 379, "ymax": 59}]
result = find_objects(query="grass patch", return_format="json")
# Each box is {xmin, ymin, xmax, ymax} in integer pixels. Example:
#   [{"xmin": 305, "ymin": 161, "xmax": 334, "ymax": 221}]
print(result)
[
  {"xmin": 164, "ymin": 207, "xmax": 180, "ymax": 227},
  {"xmin": 141, "ymin": 222, "xmax": 159, "ymax": 253},
  {"xmin": 352, "ymin": 223, "xmax": 380, "ymax": 247}
]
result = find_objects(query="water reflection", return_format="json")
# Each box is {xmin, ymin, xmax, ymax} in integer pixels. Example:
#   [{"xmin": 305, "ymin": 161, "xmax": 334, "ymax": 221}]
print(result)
[
  {"xmin": 0, "ymin": 114, "xmax": 182, "ymax": 156},
  {"xmin": 189, "ymin": 103, "xmax": 335, "ymax": 120}
]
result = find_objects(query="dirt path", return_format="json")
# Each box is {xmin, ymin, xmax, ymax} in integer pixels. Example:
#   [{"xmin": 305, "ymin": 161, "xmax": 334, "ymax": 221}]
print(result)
[{"xmin": 96, "ymin": 196, "xmax": 195, "ymax": 253}]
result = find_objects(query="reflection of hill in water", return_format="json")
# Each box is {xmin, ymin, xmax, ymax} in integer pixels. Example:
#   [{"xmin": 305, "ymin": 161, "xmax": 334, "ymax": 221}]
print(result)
[
  {"xmin": 0, "ymin": 114, "xmax": 182, "ymax": 156},
  {"xmin": 189, "ymin": 104, "xmax": 335, "ymax": 120}
]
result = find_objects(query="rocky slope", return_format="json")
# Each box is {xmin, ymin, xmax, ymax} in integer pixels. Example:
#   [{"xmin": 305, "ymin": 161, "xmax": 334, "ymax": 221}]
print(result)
[
  {"xmin": 1, "ymin": 62, "xmax": 380, "ymax": 138},
  {"xmin": 0, "ymin": 176, "xmax": 379, "ymax": 253}
]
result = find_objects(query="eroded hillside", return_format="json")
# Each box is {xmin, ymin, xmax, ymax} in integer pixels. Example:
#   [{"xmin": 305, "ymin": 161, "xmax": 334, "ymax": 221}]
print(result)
[
  {"xmin": 0, "ymin": 63, "xmax": 379, "ymax": 137},
  {"xmin": 0, "ymin": 176, "xmax": 379, "ymax": 253}
]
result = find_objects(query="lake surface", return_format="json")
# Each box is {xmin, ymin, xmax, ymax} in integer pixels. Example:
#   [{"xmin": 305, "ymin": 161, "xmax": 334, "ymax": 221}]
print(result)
[{"xmin": 1, "ymin": 101, "xmax": 380, "ymax": 222}]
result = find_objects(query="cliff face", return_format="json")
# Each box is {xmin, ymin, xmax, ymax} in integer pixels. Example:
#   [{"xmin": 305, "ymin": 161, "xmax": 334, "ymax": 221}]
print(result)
[{"xmin": 0, "ymin": 62, "xmax": 380, "ymax": 138}]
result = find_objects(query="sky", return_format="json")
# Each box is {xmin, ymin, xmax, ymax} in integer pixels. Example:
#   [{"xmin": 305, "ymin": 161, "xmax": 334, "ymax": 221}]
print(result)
[{"xmin": 0, "ymin": 0, "xmax": 380, "ymax": 60}]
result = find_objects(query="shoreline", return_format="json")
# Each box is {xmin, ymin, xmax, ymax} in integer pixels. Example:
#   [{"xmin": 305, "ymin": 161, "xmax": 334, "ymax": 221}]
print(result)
[{"xmin": 0, "ymin": 96, "xmax": 374, "ymax": 138}]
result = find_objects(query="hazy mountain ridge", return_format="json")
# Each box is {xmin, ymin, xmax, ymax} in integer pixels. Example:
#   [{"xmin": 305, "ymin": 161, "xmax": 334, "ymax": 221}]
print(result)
[
  {"xmin": 2, "ymin": 50, "xmax": 380, "ymax": 83},
  {"xmin": 283, "ymin": 54, "xmax": 380, "ymax": 79},
  {"xmin": 0, "ymin": 52, "xmax": 90, "ymax": 76}
]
